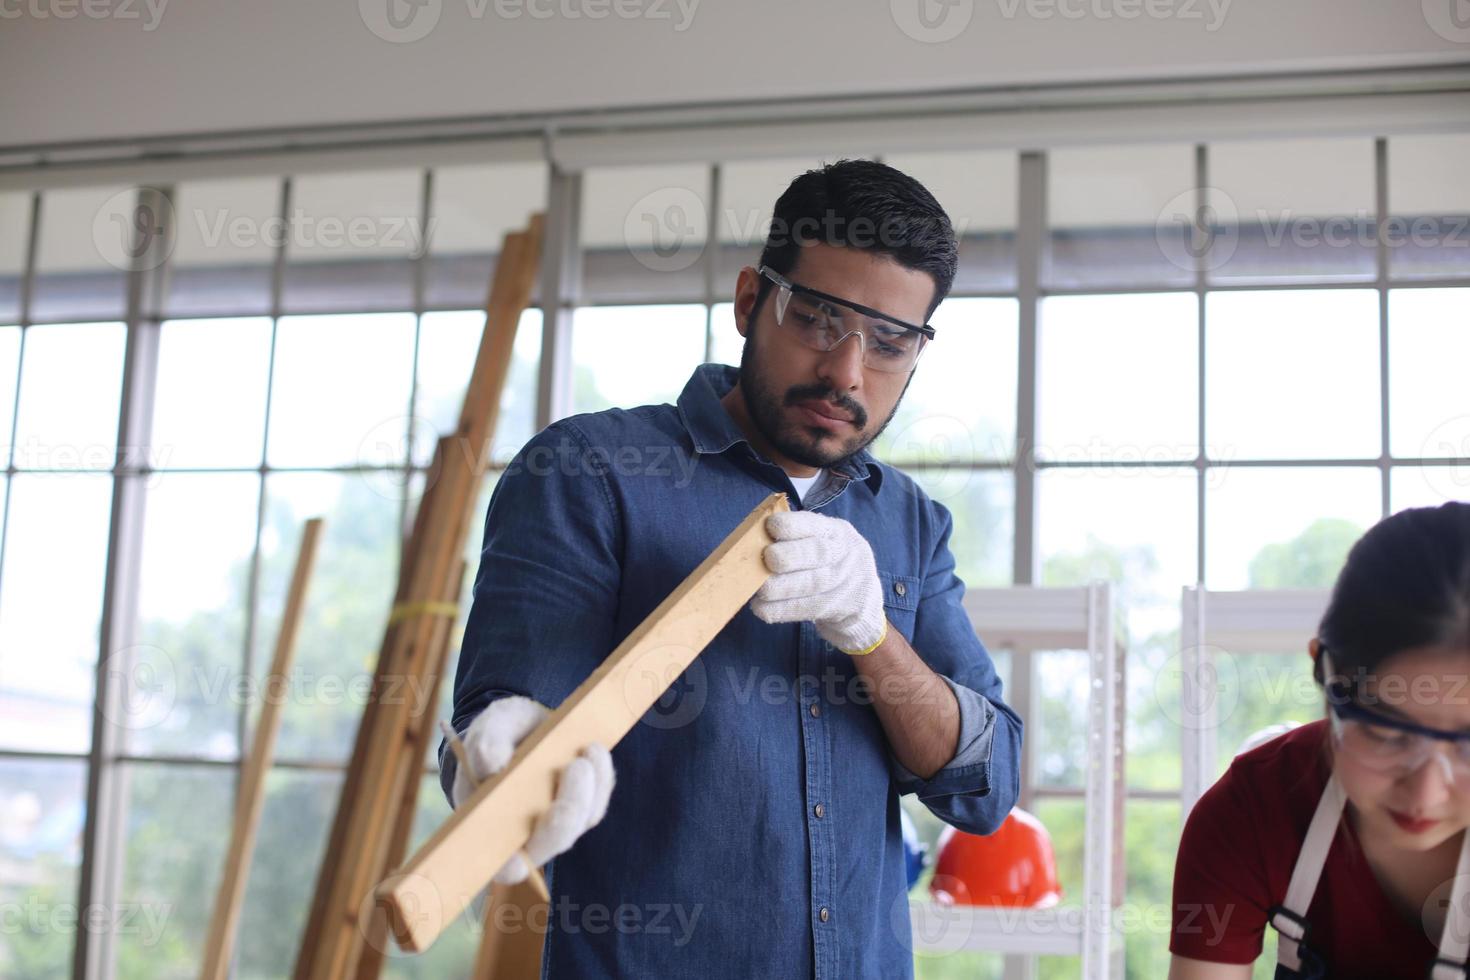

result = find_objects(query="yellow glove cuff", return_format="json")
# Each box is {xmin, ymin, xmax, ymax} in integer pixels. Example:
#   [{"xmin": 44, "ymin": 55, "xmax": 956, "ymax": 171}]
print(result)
[{"xmin": 843, "ymin": 619, "xmax": 889, "ymax": 657}]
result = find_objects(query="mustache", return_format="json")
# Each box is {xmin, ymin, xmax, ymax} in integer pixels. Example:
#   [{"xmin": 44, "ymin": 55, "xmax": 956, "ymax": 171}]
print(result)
[{"xmin": 783, "ymin": 384, "xmax": 867, "ymax": 430}]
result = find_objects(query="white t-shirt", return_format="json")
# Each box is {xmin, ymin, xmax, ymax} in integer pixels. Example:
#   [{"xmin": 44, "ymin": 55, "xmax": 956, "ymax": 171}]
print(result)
[{"xmin": 788, "ymin": 470, "xmax": 827, "ymax": 503}]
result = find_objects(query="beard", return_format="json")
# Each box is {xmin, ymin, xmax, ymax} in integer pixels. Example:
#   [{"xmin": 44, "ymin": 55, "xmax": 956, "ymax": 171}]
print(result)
[{"xmin": 736, "ymin": 318, "xmax": 911, "ymax": 470}]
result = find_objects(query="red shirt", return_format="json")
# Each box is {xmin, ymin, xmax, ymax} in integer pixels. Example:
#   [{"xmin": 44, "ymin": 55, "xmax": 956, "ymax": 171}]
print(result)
[{"xmin": 1170, "ymin": 719, "xmax": 1440, "ymax": 977}]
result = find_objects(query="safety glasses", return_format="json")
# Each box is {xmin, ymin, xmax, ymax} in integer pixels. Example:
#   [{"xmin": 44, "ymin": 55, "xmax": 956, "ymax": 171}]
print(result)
[
  {"xmin": 1327, "ymin": 676, "xmax": 1470, "ymax": 784},
  {"xmin": 758, "ymin": 266, "xmax": 935, "ymax": 374}
]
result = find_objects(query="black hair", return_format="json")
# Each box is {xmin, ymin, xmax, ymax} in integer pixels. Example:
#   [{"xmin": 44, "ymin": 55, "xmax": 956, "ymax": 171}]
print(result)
[
  {"xmin": 752, "ymin": 159, "xmax": 958, "ymax": 323},
  {"xmin": 1315, "ymin": 502, "xmax": 1470, "ymax": 686}
]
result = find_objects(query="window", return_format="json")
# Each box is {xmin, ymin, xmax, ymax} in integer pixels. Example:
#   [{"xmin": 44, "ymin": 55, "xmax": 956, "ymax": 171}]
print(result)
[
  {"xmin": 1388, "ymin": 134, "xmax": 1470, "ymax": 281},
  {"xmin": 426, "ymin": 162, "xmax": 548, "ymax": 309},
  {"xmin": 3, "ymin": 129, "xmax": 1463, "ymax": 979},
  {"xmin": 1389, "ymin": 288, "xmax": 1470, "ymax": 461},
  {"xmin": 31, "ymin": 186, "xmax": 131, "ymax": 322},
  {"xmin": 582, "ymin": 164, "xmax": 711, "ymax": 304},
  {"xmin": 1048, "ymin": 143, "xmax": 1196, "ymax": 289},
  {"xmin": 1205, "ymin": 289, "xmax": 1380, "ymax": 460},
  {"xmin": 885, "ymin": 151, "xmax": 1017, "ymax": 292},
  {"xmin": 166, "ymin": 178, "xmax": 279, "ymax": 318},
  {"xmin": 1039, "ymin": 292, "xmax": 1197, "ymax": 463},
  {"xmin": 282, "ymin": 170, "xmax": 423, "ymax": 314},
  {"xmin": 570, "ymin": 304, "xmax": 707, "ymax": 412},
  {"xmin": 1208, "ymin": 138, "xmax": 1377, "ymax": 284},
  {"xmin": 0, "ymin": 193, "xmax": 30, "ymax": 322}
]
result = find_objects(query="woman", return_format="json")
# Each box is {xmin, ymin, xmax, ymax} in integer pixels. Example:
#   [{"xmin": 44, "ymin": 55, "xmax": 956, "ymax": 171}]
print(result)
[{"xmin": 1170, "ymin": 502, "xmax": 1470, "ymax": 979}]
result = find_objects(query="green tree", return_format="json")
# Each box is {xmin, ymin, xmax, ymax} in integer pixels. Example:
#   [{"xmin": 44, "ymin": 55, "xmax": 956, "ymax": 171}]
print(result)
[{"xmin": 1247, "ymin": 518, "xmax": 1362, "ymax": 590}]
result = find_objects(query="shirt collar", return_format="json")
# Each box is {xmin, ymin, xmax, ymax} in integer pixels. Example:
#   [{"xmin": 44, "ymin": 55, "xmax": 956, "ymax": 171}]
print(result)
[{"xmin": 675, "ymin": 364, "xmax": 884, "ymax": 495}]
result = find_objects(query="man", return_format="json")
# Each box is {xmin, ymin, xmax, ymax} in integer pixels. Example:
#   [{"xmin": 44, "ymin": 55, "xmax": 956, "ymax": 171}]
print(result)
[{"xmin": 442, "ymin": 159, "xmax": 1022, "ymax": 979}]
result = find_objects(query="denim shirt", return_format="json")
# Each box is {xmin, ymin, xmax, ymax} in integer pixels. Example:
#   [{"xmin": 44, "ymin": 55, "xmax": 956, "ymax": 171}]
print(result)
[{"xmin": 443, "ymin": 364, "xmax": 1022, "ymax": 980}]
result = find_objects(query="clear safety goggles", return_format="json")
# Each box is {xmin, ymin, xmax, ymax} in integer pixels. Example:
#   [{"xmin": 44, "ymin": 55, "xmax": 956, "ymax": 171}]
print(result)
[
  {"xmin": 759, "ymin": 265, "xmax": 934, "ymax": 374},
  {"xmin": 1327, "ymin": 676, "xmax": 1470, "ymax": 784}
]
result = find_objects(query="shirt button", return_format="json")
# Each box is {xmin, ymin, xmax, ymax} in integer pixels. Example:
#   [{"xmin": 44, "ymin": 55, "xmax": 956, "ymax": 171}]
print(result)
[
  {"xmin": 809, "ymin": 703, "xmax": 821, "ymax": 718},
  {"xmin": 819, "ymin": 907, "xmax": 830, "ymax": 922},
  {"xmin": 814, "ymin": 803, "xmax": 825, "ymax": 818},
  {"xmin": 894, "ymin": 581, "xmax": 907, "ymax": 597}
]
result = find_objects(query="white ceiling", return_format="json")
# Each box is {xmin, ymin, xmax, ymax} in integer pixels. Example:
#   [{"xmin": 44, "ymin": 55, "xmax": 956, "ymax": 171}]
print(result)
[{"xmin": 1, "ymin": 0, "xmax": 1464, "ymax": 150}]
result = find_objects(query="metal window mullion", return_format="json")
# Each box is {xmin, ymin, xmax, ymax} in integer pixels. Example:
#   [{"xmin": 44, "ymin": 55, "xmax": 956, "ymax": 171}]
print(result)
[
  {"xmin": 0, "ymin": 191, "xmax": 40, "ymax": 617},
  {"xmin": 1376, "ymin": 137, "xmax": 1392, "ymax": 518},
  {"xmin": 1049, "ymin": 456, "xmax": 1386, "ymax": 469},
  {"xmin": 1367, "ymin": 274, "xmax": 1470, "ymax": 291},
  {"xmin": 1005, "ymin": 151, "xmax": 1045, "ymax": 980},
  {"xmin": 1195, "ymin": 144, "xmax": 1209, "ymax": 587},
  {"xmin": 75, "ymin": 184, "xmax": 172, "ymax": 980},
  {"xmin": 536, "ymin": 161, "xmax": 581, "ymax": 431},
  {"xmin": 703, "ymin": 164, "xmax": 720, "ymax": 365},
  {"xmin": 1003, "ymin": 643, "xmax": 1038, "ymax": 980},
  {"xmin": 1033, "ymin": 785, "xmax": 1182, "ymax": 802},
  {"xmin": 1013, "ymin": 151, "xmax": 1044, "ymax": 588},
  {"xmin": 1011, "ymin": 648, "xmax": 1037, "ymax": 814},
  {"xmin": 236, "ymin": 176, "xmax": 291, "ymax": 825},
  {"xmin": 1042, "ymin": 277, "xmax": 1396, "ymax": 297},
  {"xmin": 16, "ymin": 273, "xmax": 1442, "ymax": 326},
  {"xmin": 0, "ymin": 749, "xmax": 91, "ymax": 763},
  {"xmin": 400, "ymin": 169, "xmax": 432, "ymax": 558},
  {"xmin": 7, "ymin": 191, "xmax": 40, "ymax": 465}
]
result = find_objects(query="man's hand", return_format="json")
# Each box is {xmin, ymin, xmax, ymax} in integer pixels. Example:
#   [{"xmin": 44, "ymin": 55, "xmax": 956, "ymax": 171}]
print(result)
[
  {"xmin": 751, "ymin": 511, "xmax": 887, "ymax": 655},
  {"xmin": 451, "ymin": 695, "xmax": 616, "ymax": 884}
]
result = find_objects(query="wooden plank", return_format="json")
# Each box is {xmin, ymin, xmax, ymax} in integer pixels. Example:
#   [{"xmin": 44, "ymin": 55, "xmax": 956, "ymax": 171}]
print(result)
[
  {"xmin": 472, "ymin": 881, "xmax": 547, "ymax": 980},
  {"xmin": 292, "ymin": 447, "xmax": 461, "ymax": 978},
  {"xmin": 352, "ymin": 559, "xmax": 467, "ymax": 980},
  {"xmin": 308, "ymin": 439, "xmax": 475, "ymax": 980},
  {"xmin": 438, "ymin": 721, "xmax": 549, "ymax": 903},
  {"xmin": 459, "ymin": 216, "xmax": 544, "ymax": 450},
  {"xmin": 293, "ymin": 213, "xmax": 544, "ymax": 980},
  {"xmin": 199, "ymin": 517, "xmax": 324, "ymax": 980},
  {"xmin": 314, "ymin": 216, "xmax": 543, "ymax": 977},
  {"xmin": 377, "ymin": 492, "xmax": 789, "ymax": 953}
]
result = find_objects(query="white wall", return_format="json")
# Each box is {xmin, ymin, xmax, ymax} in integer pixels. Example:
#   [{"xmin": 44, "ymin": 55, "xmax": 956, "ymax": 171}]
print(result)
[{"xmin": 1, "ymin": 0, "xmax": 1465, "ymax": 149}]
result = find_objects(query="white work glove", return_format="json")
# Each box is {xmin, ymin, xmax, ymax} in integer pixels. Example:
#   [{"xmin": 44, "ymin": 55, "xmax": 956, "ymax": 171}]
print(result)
[
  {"xmin": 750, "ymin": 511, "xmax": 888, "ymax": 655},
  {"xmin": 451, "ymin": 695, "xmax": 616, "ymax": 885}
]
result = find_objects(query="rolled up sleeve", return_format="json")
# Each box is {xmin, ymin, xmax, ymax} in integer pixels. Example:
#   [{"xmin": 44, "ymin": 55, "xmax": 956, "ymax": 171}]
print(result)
[
  {"xmin": 890, "ymin": 500, "xmax": 1023, "ymax": 836},
  {"xmin": 439, "ymin": 420, "xmax": 624, "ymax": 804}
]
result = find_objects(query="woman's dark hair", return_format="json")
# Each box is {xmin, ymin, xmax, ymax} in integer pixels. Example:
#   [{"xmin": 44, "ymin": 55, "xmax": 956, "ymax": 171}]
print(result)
[
  {"xmin": 1315, "ymin": 501, "xmax": 1470, "ymax": 686},
  {"xmin": 753, "ymin": 159, "xmax": 958, "ymax": 322}
]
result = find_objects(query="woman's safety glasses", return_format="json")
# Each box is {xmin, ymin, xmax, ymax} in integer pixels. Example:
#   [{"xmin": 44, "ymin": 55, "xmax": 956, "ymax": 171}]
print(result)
[
  {"xmin": 1327, "ymin": 675, "xmax": 1470, "ymax": 785},
  {"xmin": 759, "ymin": 266, "xmax": 935, "ymax": 374}
]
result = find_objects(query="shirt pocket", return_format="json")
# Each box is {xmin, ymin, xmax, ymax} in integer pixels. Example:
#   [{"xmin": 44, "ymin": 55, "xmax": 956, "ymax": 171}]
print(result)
[{"xmin": 877, "ymin": 569, "xmax": 920, "ymax": 643}]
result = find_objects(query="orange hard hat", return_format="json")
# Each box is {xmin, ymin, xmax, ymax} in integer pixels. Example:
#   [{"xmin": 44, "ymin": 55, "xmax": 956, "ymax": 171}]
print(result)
[{"xmin": 928, "ymin": 808, "xmax": 1062, "ymax": 909}]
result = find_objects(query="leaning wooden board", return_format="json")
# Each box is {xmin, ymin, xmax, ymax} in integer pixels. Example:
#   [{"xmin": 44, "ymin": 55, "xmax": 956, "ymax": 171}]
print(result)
[
  {"xmin": 199, "ymin": 517, "xmax": 324, "ymax": 980},
  {"xmin": 377, "ymin": 491, "xmax": 790, "ymax": 953}
]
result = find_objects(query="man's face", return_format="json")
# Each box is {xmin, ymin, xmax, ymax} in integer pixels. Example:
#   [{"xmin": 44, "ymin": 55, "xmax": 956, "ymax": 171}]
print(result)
[{"xmin": 730, "ymin": 244, "xmax": 935, "ymax": 471}]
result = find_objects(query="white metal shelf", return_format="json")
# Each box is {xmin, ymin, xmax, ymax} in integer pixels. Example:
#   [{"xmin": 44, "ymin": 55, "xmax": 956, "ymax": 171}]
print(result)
[
  {"xmin": 910, "ymin": 904, "xmax": 1085, "ymax": 958},
  {"xmin": 1179, "ymin": 587, "xmax": 1331, "ymax": 817},
  {"xmin": 908, "ymin": 584, "xmax": 1127, "ymax": 980}
]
